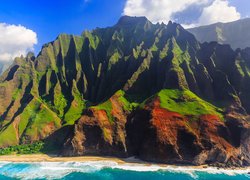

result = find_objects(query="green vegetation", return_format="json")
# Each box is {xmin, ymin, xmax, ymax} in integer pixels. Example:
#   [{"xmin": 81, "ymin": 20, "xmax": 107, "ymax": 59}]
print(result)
[
  {"xmin": 90, "ymin": 90, "xmax": 139, "ymax": 123},
  {"xmin": 18, "ymin": 98, "xmax": 61, "ymax": 141},
  {"xmin": 133, "ymin": 43, "xmax": 144, "ymax": 59},
  {"xmin": 58, "ymin": 34, "xmax": 71, "ymax": 57},
  {"xmin": 157, "ymin": 89, "xmax": 224, "ymax": 120},
  {"xmin": 93, "ymin": 100, "xmax": 113, "ymax": 122},
  {"xmin": 172, "ymin": 38, "xmax": 191, "ymax": 65},
  {"xmin": 108, "ymin": 51, "xmax": 121, "ymax": 70},
  {"xmin": 54, "ymin": 93, "xmax": 67, "ymax": 118},
  {"xmin": 0, "ymin": 125, "xmax": 18, "ymax": 147},
  {"xmin": 82, "ymin": 31, "xmax": 100, "ymax": 49},
  {"xmin": 73, "ymin": 36, "xmax": 85, "ymax": 53},
  {"xmin": 0, "ymin": 16, "xmax": 249, "ymax": 152},
  {"xmin": 18, "ymin": 99, "xmax": 41, "ymax": 136},
  {"xmin": 53, "ymin": 83, "xmax": 67, "ymax": 118},
  {"xmin": 63, "ymin": 101, "xmax": 85, "ymax": 125},
  {"xmin": 0, "ymin": 142, "xmax": 44, "ymax": 155},
  {"xmin": 12, "ymin": 88, "xmax": 22, "ymax": 100},
  {"xmin": 44, "ymin": 44, "xmax": 58, "ymax": 71},
  {"xmin": 64, "ymin": 82, "xmax": 87, "ymax": 125},
  {"xmin": 116, "ymin": 90, "xmax": 139, "ymax": 111},
  {"xmin": 24, "ymin": 104, "xmax": 61, "ymax": 138},
  {"xmin": 125, "ymin": 51, "xmax": 152, "ymax": 89},
  {"xmin": 235, "ymin": 60, "xmax": 245, "ymax": 77},
  {"xmin": 160, "ymin": 40, "xmax": 170, "ymax": 59}
]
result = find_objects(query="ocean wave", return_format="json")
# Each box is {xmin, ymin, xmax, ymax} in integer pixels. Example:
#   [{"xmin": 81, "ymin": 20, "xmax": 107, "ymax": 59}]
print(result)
[
  {"xmin": 0, "ymin": 160, "xmax": 249, "ymax": 180},
  {"xmin": 0, "ymin": 161, "xmax": 10, "ymax": 168}
]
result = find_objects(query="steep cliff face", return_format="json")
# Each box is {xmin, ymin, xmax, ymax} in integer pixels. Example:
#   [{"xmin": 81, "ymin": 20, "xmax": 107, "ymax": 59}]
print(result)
[
  {"xmin": 0, "ymin": 16, "xmax": 249, "ymax": 166},
  {"xmin": 63, "ymin": 90, "xmax": 131, "ymax": 157},
  {"xmin": 63, "ymin": 89, "xmax": 250, "ymax": 166},
  {"xmin": 0, "ymin": 54, "xmax": 61, "ymax": 147},
  {"xmin": 127, "ymin": 93, "xmax": 250, "ymax": 167}
]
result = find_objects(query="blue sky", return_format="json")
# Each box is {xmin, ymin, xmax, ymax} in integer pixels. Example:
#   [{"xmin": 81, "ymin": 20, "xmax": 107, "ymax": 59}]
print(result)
[
  {"xmin": 0, "ymin": 0, "xmax": 126, "ymax": 55},
  {"xmin": 0, "ymin": 0, "xmax": 249, "ymax": 61},
  {"xmin": 230, "ymin": 0, "xmax": 250, "ymax": 17}
]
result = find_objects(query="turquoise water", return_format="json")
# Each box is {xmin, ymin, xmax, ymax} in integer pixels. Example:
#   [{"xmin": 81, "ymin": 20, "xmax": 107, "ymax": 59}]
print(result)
[{"xmin": 0, "ymin": 161, "xmax": 249, "ymax": 180}]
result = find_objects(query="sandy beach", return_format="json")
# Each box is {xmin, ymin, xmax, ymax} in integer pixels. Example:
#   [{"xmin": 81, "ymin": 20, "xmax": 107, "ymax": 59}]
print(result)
[
  {"xmin": 0, "ymin": 154, "xmax": 200, "ymax": 168},
  {"xmin": 0, "ymin": 154, "xmax": 130, "ymax": 164},
  {"xmin": 0, "ymin": 154, "xmax": 249, "ymax": 171},
  {"xmin": 0, "ymin": 154, "xmax": 159, "ymax": 166}
]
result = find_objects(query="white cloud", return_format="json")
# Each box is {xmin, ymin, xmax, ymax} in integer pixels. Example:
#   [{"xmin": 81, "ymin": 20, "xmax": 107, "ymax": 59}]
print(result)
[
  {"xmin": 123, "ymin": 0, "xmax": 241, "ymax": 27},
  {"xmin": 0, "ymin": 23, "xmax": 37, "ymax": 62},
  {"xmin": 197, "ymin": 0, "xmax": 241, "ymax": 26},
  {"xmin": 123, "ymin": 0, "xmax": 210, "ymax": 24}
]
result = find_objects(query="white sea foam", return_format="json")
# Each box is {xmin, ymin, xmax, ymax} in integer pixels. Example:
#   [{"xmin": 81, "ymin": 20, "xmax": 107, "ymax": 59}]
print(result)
[
  {"xmin": 0, "ymin": 160, "xmax": 249, "ymax": 180},
  {"xmin": 0, "ymin": 161, "xmax": 9, "ymax": 168}
]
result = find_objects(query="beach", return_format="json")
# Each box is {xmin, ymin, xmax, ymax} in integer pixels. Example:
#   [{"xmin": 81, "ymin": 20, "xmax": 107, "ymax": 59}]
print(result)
[
  {"xmin": 0, "ymin": 154, "xmax": 129, "ymax": 164},
  {"xmin": 0, "ymin": 154, "xmax": 248, "ymax": 170},
  {"xmin": 0, "ymin": 154, "xmax": 249, "ymax": 179}
]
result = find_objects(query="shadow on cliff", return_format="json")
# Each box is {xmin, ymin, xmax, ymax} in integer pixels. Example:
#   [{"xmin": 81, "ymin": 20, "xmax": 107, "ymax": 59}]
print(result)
[{"xmin": 41, "ymin": 125, "xmax": 75, "ymax": 155}]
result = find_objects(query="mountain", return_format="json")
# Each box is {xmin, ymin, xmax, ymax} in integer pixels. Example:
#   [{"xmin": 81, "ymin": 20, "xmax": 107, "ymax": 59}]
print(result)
[
  {"xmin": 0, "ymin": 61, "xmax": 11, "ymax": 75},
  {"xmin": 188, "ymin": 18, "xmax": 250, "ymax": 50},
  {"xmin": 0, "ymin": 62, "xmax": 4, "ymax": 75},
  {"xmin": 0, "ymin": 16, "xmax": 249, "ymax": 167}
]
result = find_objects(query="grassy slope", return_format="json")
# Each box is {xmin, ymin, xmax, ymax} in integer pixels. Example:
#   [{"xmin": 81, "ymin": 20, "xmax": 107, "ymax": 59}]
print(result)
[
  {"xmin": 0, "ymin": 88, "xmax": 224, "ymax": 152},
  {"xmin": 90, "ymin": 88, "xmax": 223, "ymax": 123},
  {"xmin": 92, "ymin": 90, "xmax": 139, "ymax": 122},
  {"xmin": 19, "ymin": 98, "xmax": 61, "ymax": 141},
  {"xmin": 158, "ymin": 89, "xmax": 224, "ymax": 119}
]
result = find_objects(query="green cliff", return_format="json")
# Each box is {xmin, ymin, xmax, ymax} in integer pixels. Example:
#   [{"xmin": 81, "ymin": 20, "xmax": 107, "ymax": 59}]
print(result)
[{"xmin": 0, "ymin": 16, "xmax": 249, "ymax": 167}]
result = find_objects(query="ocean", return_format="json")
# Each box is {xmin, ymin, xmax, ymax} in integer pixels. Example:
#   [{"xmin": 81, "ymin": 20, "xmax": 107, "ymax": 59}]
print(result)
[{"xmin": 0, "ymin": 161, "xmax": 249, "ymax": 180}]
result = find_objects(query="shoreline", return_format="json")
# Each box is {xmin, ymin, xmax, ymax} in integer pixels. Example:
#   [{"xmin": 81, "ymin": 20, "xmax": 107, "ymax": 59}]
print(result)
[{"xmin": 0, "ymin": 154, "xmax": 249, "ymax": 171}]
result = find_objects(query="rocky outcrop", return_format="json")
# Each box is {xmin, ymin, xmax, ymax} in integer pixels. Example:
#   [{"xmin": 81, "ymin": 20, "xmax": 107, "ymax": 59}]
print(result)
[
  {"xmin": 63, "ymin": 91, "xmax": 250, "ymax": 167},
  {"xmin": 63, "ymin": 93, "xmax": 130, "ymax": 157},
  {"xmin": 128, "ymin": 99, "xmax": 249, "ymax": 167}
]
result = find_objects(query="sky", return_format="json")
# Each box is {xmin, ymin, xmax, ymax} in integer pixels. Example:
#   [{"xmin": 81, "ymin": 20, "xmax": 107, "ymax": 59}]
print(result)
[{"xmin": 0, "ymin": 0, "xmax": 249, "ymax": 63}]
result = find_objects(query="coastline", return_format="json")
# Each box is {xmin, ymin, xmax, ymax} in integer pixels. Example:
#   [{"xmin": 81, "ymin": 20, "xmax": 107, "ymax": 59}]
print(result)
[
  {"xmin": 0, "ymin": 154, "xmax": 127, "ymax": 163},
  {"xmin": 0, "ymin": 154, "xmax": 249, "ymax": 171},
  {"xmin": 0, "ymin": 154, "xmax": 249, "ymax": 180}
]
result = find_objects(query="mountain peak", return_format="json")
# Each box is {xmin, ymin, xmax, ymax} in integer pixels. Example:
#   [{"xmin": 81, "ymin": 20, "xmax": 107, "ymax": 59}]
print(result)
[{"xmin": 116, "ymin": 16, "xmax": 151, "ymax": 27}]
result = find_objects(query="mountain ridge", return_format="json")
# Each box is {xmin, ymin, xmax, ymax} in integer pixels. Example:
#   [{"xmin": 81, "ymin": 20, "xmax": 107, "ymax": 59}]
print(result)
[
  {"xmin": 0, "ymin": 61, "xmax": 12, "ymax": 75},
  {"xmin": 0, "ymin": 16, "xmax": 249, "ymax": 167},
  {"xmin": 188, "ymin": 18, "xmax": 250, "ymax": 50}
]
